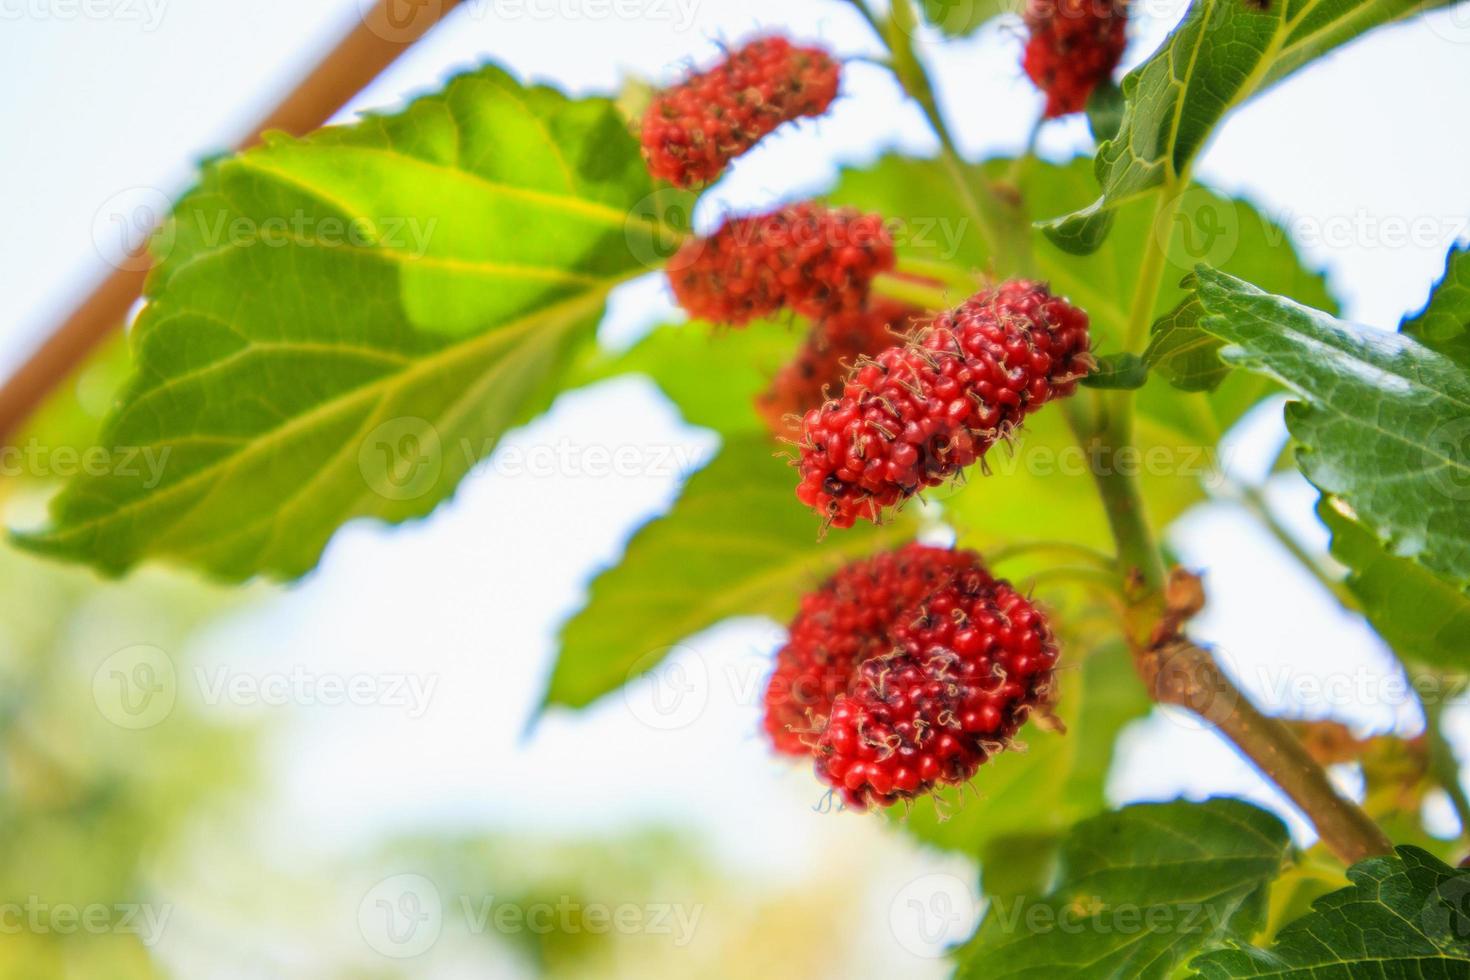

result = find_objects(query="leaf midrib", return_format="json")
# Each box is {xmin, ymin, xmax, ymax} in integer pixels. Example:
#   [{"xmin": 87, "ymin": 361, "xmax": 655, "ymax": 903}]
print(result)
[{"xmin": 38, "ymin": 279, "xmax": 630, "ymax": 545}]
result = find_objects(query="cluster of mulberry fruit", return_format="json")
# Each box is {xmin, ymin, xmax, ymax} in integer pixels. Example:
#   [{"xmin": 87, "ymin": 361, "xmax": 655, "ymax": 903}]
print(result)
[
  {"xmin": 639, "ymin": 37, "xmax": 1088, "ymax": 812},
  {"xmin": 764, "ymin": 544, "xmax": 1059, "ymax": 809},
  {"xmin": 757, "ymin": 298, "xmax": 918, "ymax": 438},
  {"xmin": 668, "ymin": 203, "xmax": 894, "ymax": 327},
  {"xmin": 796, "ymin": 281, "xmax": 1093, "ymax": 528},
  {"xmin": 1022, "ymin": 0, "xmax": 1129, "ymax": 117},
  {"xmin": 641, "ymin": 36, "xmax": 840, "ymax": 188}
]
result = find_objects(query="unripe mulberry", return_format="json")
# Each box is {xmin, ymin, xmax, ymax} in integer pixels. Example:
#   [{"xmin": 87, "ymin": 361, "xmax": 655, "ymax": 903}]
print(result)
[
  {"xmin": 641, "ymin": 37, "xmax": 841, "ymax": 188},
  {"xmin": 763, "ymin": 544, "xmax": 977, "ymax": 755},
  {"xmin": 795, "ymin": 281, "xmax": 1092, "ymax": 528},
  {"xmin": 814, "ymin": 562, "xmax": 1059, "ymax": 809},
  {"xmin": 758, "ymin": 299, "xmax": 919, "ymax": 439},
  {"xmin": 669, "ymin": 203, "xmax": 895, "ymax": 326},
  {"xmin": 1022, "ymin": 0, "xmax": 1129, "ymax": 117}
]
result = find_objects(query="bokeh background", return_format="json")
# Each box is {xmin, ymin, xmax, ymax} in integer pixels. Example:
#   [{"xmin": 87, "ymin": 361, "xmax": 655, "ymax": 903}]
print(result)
[{"xmin": 2, "ymin": 1, "xmax": 1469, "ymax": 976}]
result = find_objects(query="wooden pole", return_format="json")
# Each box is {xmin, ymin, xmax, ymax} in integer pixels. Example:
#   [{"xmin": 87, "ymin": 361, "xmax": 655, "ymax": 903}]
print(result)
[{"xmin": 0, "ymin": 0, "xmax": 465, "ymax": 444}]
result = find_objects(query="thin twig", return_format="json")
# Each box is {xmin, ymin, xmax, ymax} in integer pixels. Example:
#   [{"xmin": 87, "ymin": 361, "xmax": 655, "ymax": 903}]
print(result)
[
  {"xmin": 1226, "ymin": 479, "xmax": 1359, "ymax": 611},
  {"xmin": 1423, "ymin": 679, "xmax": 1470, "ymax": 844},
  {"xmin": 871, "ymin": 271, "xmax": 953, "ymax": 311}
]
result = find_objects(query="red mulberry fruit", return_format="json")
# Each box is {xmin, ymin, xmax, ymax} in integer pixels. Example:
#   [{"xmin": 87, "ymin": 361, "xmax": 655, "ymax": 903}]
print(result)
[
  {"xmin": 1022, "ymin": 0, "xmax": 1129, "ymax": 117},
  {"xmin": 758, "ymin": 299, "xmax": 920, "ymax": 439},
  {"xmin": 763, "ymin": 543, "xmax": 977, "ymax": 755},
  {"xmin": 669, "ymin": 203, "xmax": 895, "ymax": 326},
  {"xmin": 795, "ymin": 281, "xmax": 1092, "ymax": 529},
  {"xmin": 815, "ymin": 561, "xmax": 1059, "ymax": 809},
  {"xmin": 641, "ymin": 37, "xmax": 841, "ymax": 188}
]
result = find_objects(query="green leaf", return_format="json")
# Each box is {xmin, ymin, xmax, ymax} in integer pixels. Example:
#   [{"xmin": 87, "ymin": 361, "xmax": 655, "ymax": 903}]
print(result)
[
  {"xmin": 1085, "ymin": 80, "xmax": 1126, "ymax": 146},
  {"xmin": 13, "ymin": 65, "xmax": 680, "ymax": 581},
  {"xmin": 1319, "ymin": 498, "xmax": 1470, "ymax": 670},
  {"xmin": 1403, "ymin": 244, "xmax": 1470, "ymax": 368},
  {"xmin": 1131, "ymin": 186, "xmax": 1332, "ymax": 444},
  {"xmin": 1082, "ymin": 352, "xmax": 1148, "ymax": 390},
  {"xmin": 1190, "ymin": 846, "xmax": 1470, "ymax": 978},
  {"xmin": 892, "ymin": 641, "xmax": 1151, "ymax": 855},
  {"xmin": 1144, "ymin": 292, "xmax": 1231, "ymax": 392},
  {"xmin": 956, "ymin": 798, "xmax": 1294, "ymax": 979},
  {"xmin": 545, "ymin": 435, "xmax": 916, "ymax": 709},
  {"xmin": 918, "ymin": 0, "xmax": 1019, "ymax": 36},
  {"xmin": 1192, "ymin": 266, "xmax": 1470, "ymax": 591},
  {"xmin": 1043, "ymin": 0, "xmax": 1449, "ymax": 253}
]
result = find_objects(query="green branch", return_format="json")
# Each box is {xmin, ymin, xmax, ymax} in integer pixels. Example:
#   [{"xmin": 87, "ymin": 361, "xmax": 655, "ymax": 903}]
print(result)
[
  {"xmin": 871, "ymin": 271, "xmax": 954, "ymax": 310},
  {"xmin": 846, "ymin": 0, "xmax": 1034, "ymax": 277},
  {"xmin": 1228, "ymin": 480, "xmax": 1359, "ymax": 611},
  {"xmin": 1424, "ymin": 680, "xmax": 1470, "ymax": 843}
]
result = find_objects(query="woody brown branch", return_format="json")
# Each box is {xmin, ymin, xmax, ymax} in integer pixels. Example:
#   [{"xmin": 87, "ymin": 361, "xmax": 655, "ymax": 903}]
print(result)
[{"xmin": 1135, "ymin": 569, "xmax": 1392, "ymax": 866}]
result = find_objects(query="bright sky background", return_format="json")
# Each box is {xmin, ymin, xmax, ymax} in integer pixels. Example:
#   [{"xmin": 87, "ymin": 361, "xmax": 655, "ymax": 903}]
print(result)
[{"xmin": 2, "ymin": 0, "xmax": 1469, "ymax": 974}]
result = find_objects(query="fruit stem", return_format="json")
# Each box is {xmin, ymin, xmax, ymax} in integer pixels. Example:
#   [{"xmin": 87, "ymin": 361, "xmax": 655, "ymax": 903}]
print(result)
[
  {"xmin": 985, "ymin": 539, "xmax": 1115, "ymax": 571},
  {"xmin": 1021, "ymin": 565, "xmax": 1124, "ymax": 596},
  {"xmin": 871, "ymin": 271, "xmax": 954, "ymax": 311},
  {"xmin": 893, "ymin": 255, "xmax": 978, "ymax": 293}
]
